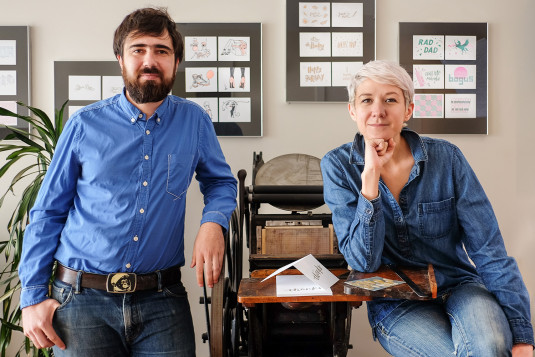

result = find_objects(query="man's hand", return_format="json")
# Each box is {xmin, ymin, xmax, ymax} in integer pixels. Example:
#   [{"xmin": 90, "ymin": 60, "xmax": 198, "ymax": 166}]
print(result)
[
  {"xmin": 190, "ymin": 222, "xmax": 225, "ymax": 288},
  {"xmin": 22, "ymin": 299, "xmax": 65, "ymax": 350},
  {"xmin": 512, "ymin": 343, "xmax": 533, "ymax": 357}
]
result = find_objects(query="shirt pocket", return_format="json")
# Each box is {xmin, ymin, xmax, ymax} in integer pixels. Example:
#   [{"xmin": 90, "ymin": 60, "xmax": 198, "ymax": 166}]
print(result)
[
  {"xmin": 418, "ymin": 197, "xmax": 455, "ymax": 239},
  {"xmin": 166, "ymin": 153, "xmax": 194, "ymax": 200}
]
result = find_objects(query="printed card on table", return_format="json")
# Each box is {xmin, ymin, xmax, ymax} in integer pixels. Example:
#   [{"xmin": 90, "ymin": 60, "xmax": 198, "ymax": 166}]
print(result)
[
  {"xmin": 444, "ymin": 65, "xmax": 476, "ymax": 89},
  {"xmin": 445, "ymin": 36, "xmax": 477, "ymax": 60},
  {"xmin": 445, "ymin": 93, "xmax": 477, "ymax": 118},
  {"xmin": 300, "ymin": 32, "xmax": 331, "ymax": 57},
  {"xmin": 413, "ymin": 35, "xmax": 444, "ymax": 60},
  {"xmin": 300, "ymin": 62, "xmax": 331, "ymax": 87},
  {"xmin": 413, "ymin": 94, "xmax": 444, "ymax": 119},
  {"xmin": 262, "ymin": 254, "xmax": 339, "ymax": 297},
  {"xmin": 344, "ymin": 276, "xmax": 404, "ymax": 291},
  {"xmin": 413, "ymin": 65, "xmax": 444, "ymax": 89},
  {"xmin": 299, "ymin": 2, "xmax": 330, "ymax": 27}
]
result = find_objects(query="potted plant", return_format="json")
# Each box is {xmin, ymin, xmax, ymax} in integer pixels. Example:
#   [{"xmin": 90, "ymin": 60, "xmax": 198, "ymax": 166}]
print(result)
[{"xmin": 0, "ymin": 101, "xmax": 67, "ymax": 357}]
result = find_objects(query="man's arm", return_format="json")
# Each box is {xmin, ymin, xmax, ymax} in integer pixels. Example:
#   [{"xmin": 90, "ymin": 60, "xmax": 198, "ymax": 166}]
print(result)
[{"xmin": 190, "ymin": 222, "xmax": 225, "ymax": 288}]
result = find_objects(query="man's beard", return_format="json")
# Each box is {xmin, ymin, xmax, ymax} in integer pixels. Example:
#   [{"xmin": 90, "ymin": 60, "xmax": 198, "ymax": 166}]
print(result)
[{"xmin": 123, "ymin": 66, "xmax": 175, "ymax": 104}]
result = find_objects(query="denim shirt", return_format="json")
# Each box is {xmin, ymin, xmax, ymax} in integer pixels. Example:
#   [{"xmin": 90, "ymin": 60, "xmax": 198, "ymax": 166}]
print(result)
[
  {"xmin": 321, "ymin": 129, "xmax": 533, "ymax": 345},
  {"xmin": 19, "ymin": 91, "xmax": 237, "ymax": 309}
]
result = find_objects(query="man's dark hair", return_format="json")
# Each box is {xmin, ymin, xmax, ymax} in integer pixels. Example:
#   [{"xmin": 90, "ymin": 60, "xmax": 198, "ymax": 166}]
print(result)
[{"xmin": 113, "ymin": 7, "xmax": 183, "ymax": 63}]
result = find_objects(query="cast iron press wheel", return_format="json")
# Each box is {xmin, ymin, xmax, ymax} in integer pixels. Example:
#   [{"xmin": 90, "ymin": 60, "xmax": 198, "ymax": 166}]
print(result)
[{"xmin": 210, "ymin": 209, "xmax": 245, "ymax": 357}]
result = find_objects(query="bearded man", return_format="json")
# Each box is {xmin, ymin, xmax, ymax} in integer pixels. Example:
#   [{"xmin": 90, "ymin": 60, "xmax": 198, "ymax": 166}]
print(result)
[{"xmin": 18, "ymin": 8, "xmax": 237, "ymax": 356}]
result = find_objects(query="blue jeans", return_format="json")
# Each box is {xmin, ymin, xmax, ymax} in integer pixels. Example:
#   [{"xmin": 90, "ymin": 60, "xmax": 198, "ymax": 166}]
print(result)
[
  {"xmin": 50, "ymin": 278, "xmax": 195, "ymax": 356},
  {"xmin": 372, "ymin": 283, "xmax": 513, "ymax": 356}
]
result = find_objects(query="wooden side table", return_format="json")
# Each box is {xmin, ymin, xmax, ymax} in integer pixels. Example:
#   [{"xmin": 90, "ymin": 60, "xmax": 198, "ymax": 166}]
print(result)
[{"xmin": 237, "ymin": 265, "xmax": 437, "ymax": 356}]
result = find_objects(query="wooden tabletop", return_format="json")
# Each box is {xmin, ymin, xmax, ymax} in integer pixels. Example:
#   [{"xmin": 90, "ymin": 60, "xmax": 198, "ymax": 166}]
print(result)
[{"xmin": 238, "ymin": 265, "xmax": 437, "ymax": 308}]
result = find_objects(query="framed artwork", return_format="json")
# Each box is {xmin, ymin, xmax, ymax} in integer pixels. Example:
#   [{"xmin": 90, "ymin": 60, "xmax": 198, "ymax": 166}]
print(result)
[
  {"xmin": 0, "ymin": 26, "xmax": 31, "ymax": 139},
  {"xmin": 174, "ymin": 23, "xmax": 262, "ymax": 137},
  {"xmin": 54, "ymin": 61, "xmax": 122, "ymax": 120},
  {"xmin": 399, "ymin": 22, "xmax": 488, "ymax": 134},
  {"xmin": 286, "ymin": 0, "xmax": 376, "ymax": 102}
]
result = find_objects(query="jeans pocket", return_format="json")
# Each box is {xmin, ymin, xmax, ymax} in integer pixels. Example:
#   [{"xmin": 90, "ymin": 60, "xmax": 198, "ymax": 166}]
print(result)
[
  {"xmin": 163, "ymin": 282, "xmax": 188, "ymax": 298},
  {"xmin": 51, "ymin": 280, "xmax": 74, "ymax": 311},
  {"xmin": 166, "ymin": 153, "xmax": 194, "ymax": 200},
  {"xmin": 418, "ymin": 197, "xmax": 455, "ymax": 239}
]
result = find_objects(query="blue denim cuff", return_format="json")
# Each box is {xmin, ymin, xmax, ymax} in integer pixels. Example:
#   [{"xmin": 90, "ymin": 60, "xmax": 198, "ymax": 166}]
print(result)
[
  {"xmin": 201, "ymin": 211, "xmax": 230, "ymax": 232},
  {"xmin": 510, "ymin": 318, "xmax": 534, "ymax": 346},
  {"xmin": 20, "ymin": 285, "xmax": 49, "ymax": 309}
]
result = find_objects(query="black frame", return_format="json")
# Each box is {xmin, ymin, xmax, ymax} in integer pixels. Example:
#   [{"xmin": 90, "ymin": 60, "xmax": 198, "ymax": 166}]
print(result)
[
  {"xmin": 399, "ymin": 22, "xmax": 488, "ymax": 134},
  {"xmin": 286, "ymin": 0, "xmax": 375, "ymax": 102},
  {"xmin": 0, "ymin": 26, "xmax": 30, "ymax": 139},
  {"xmin": 174, "ymin": 23, "xmax": 262, "ymax": 137}
]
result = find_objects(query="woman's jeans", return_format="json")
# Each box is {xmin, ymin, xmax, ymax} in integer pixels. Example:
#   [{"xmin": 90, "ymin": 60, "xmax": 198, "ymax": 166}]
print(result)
[
  {"xmin": 373, "ymin": 283, "xmax": 513, "ymax": 357},
  {"xmin": 50, "ymin": 278, "xmax": 195, "ymax": 356}
]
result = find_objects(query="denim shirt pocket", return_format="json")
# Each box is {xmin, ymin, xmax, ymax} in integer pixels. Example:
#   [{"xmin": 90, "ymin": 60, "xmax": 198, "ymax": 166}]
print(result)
[
  {"xmin": 166, "ymin": 153, "xmax": 194, "ymax": 200},
  {"xmin": 418, "ymin": 197, "xmax": 455, "ymax": 239}
]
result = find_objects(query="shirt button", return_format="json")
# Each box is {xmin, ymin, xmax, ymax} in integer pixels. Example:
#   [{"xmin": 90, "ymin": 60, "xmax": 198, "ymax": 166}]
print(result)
[
  {"xmin": 126, "ymin": 263, "xmax": 131, "ymax": 268},
  {"xmin": 143, "ymin": 181, "xmax": 148, "ymax": 187},
  {"xmin": 138, "ymin": 114, "xmax": 143, "ymax": 119},
  {"xmin": 157, "ymin": 118, "xmax": 161, "ymax": 123},
  {"xmin": 146, "ymin": 130, "xmax": 150, "ymax": 135},
  {"xmin": 130, "ymin": 118, "xmax": 135, "ymax": 123},
  {"xmin": 133, "ymin": 235, "xmax": 139, "ymax": 242},
  {"xmin": 139, "ymin": 208, "xmax": 145, "ymax": 214},
  {"xmin": 144, "ymin": 155, "xmax": 149, "ymax": 160}
]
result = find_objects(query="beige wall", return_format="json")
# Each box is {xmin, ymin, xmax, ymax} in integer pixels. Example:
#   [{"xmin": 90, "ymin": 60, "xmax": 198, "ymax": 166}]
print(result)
[{"xmin": 1, "ymin": 1, "xmax": 534, "ymax": 356}]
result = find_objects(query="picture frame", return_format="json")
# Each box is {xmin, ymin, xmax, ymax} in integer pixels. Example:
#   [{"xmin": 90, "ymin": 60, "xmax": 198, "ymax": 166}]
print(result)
[
  {"xmin": 399, "ymin": 22, "xmax": 488, "ymax": 134},
  {"xmin": 54, "ymin": 61, "xmax": 122, "ymax": 121},
  {"xmin": 174, "ymin": 23, "xmax": 262, "ymax": 137},
  {"xmin": 0, "ymin": 26, "xmax": 31, "ymax": 139},
  {"xmin": 286, "ymin": 0, "xmax": 376, "ymax": 102}
]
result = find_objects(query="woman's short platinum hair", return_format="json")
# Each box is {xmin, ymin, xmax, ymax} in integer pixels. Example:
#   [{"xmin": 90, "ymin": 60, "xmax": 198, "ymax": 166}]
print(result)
[{"xmin": 347, "ymin": 60, "xmax": 414, "ymax": 107}]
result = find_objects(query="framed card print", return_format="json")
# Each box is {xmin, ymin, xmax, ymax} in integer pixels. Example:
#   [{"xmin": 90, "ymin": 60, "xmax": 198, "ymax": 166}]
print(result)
[
  {"xmin": 399, "ymin": 22, "xmax": 488, "ymax": 134},
  {"xmin": 0, "ymin": 26, "xmax": 30, "ymax": 139},
  {"xmin": 174, "ymin": 23, "xmax": 262, "ymax": 137},
  {"xmin": 286, "ymin": 0, "xmax": 375, "ymax": 102}
]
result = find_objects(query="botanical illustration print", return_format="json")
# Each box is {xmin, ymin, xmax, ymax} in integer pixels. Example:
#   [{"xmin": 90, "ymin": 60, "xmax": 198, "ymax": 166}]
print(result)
[
  {"xmin": 445, "ymin": 36, "xmax": 477, "ymax": 60},
  {"xmin": 299, "ymin": 2, "xmax": 330, "ymax": 27}
]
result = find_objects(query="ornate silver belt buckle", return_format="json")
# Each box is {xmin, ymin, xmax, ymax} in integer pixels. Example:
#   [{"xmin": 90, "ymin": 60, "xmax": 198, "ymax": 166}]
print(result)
[{"xmin": 106, "ymin": 272, "xmax": 137, "ymax": 293}]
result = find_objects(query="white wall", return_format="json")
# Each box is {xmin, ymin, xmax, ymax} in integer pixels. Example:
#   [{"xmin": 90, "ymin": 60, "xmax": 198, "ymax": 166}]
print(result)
[{"xmin": 1, "ymin": 1, "xmax": 534, "ymax": 356}]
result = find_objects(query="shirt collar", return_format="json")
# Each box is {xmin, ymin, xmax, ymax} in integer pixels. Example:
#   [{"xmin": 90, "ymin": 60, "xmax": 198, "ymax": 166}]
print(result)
[
  {"xmin": 118, "ymin": 88, "xmax": 170, "ymax": 126},
  {"xmin": 349, "ymin": 128, "xmax": 428, "ymax": 165}
]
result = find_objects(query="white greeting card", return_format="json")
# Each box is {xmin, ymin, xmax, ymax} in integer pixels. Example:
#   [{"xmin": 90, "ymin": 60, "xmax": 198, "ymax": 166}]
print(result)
[{"xmin": 262, "ymin": 254, "xmax": 339, "ymax": 297}]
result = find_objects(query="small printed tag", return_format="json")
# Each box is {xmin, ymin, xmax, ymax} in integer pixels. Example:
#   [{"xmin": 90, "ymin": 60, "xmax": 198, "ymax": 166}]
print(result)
[{"xmin": 344, "ymin": 276, "xmax": 404, "ymax": 291}]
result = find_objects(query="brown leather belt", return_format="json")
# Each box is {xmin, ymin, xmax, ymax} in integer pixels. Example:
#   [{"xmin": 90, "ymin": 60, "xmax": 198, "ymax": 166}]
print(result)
[{"xmin": 56, "ymin": 264, "xmax": 181, "ymax": 293}]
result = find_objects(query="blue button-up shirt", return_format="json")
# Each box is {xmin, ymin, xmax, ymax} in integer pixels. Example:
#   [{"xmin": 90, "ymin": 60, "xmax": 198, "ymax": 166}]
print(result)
[
  {"xmin": 321, "ymin": 129, "xmax": 533, "ymax": 345},
  {"xmin": 19, "ymin": 91, "xmax": 237, "ymax": 309}
]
